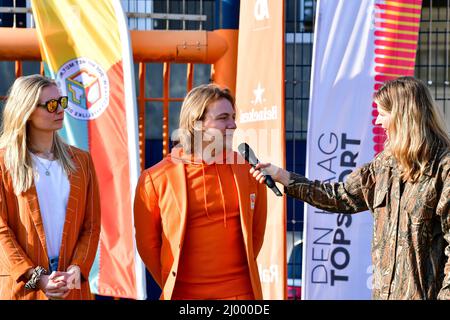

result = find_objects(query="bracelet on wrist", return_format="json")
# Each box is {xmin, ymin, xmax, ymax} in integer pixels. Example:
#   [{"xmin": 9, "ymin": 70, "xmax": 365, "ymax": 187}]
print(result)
[{"xmin": 24, "ymin": 266, "xmax": 48, "ymax": 290}]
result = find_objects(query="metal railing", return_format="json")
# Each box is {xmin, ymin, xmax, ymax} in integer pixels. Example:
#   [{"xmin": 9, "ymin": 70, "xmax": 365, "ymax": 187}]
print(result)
[{"xmin": 0, "ymin": 0, "xmax": 208, "ymax": 30}]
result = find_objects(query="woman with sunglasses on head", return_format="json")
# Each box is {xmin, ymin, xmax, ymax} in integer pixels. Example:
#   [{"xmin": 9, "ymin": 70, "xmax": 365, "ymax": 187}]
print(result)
[{"xmin": 0, "ymin": 74, "xmax": 101, "ymax": 300}]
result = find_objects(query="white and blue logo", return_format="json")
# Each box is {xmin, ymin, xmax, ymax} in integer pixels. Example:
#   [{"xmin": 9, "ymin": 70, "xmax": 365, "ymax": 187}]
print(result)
[{"xmin": 56, "ymin": 57, "xmax": 110, "ymax": 120}]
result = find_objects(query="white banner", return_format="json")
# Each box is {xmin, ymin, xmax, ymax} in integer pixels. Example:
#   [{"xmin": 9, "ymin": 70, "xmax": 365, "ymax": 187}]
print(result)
[{"xmin": 302, "ymin": 0, "xmax": 377, "ymax": 299}]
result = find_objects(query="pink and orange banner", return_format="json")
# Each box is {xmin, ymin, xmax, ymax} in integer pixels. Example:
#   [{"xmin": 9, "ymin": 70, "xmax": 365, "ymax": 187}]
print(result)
[
  {"xmin": 31, "ymin": 0, "xmax": 146, "ymax": 299},
  {"xmin": 373, "ymin": 0, "xmax": 422, "ymax": 154}
]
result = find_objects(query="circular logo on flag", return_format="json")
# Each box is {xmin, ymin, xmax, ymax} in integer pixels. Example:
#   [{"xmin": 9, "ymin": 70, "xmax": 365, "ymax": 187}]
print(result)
[{"xmin": 55, "ymin": 57, "xmax": 110, "ymax": 120}]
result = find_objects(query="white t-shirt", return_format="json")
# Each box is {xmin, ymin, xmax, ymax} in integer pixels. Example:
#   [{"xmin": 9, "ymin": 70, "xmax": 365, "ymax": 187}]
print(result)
[{"xmin": 31, "ymin": 154, "xmax": 70, "ymax": 259}]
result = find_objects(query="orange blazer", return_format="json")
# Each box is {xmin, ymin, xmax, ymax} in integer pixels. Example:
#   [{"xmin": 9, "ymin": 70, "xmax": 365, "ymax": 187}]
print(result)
[
  {"xmin": 134, "ymin": 151, "xmax": 268, "ymax": 300},
  {"xmin": 0, "ymin": 147, "xmax": 101, "ymax": 300}
]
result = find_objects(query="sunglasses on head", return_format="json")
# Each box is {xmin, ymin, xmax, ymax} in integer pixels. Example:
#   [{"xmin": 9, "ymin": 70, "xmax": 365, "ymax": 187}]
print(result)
[{"xmin": 37, "ymin": 96, "xmax": 68, "ymax": 113}]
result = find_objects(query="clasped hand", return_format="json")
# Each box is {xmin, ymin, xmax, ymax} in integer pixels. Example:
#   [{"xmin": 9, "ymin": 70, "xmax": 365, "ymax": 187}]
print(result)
[{"xmin": 38, "ymin": 265, "xmax": 81, "ymax": 300}]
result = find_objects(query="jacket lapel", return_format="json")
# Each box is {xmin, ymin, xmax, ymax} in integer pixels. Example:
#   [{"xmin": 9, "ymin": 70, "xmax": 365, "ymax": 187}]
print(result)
[
  {"xmin": 165, "ymin": 160, "xmax": 187, "ymax": 241},
  {"xmin": 22, "ymin": 184, "xmax": 48, "ymax": 258},
  {"xmin": 58, "ymin": 164, "xmax": 82, "ymax": 268},
  {"xmin": 231, "ymin": 161, "xmax": 251, "ymax": 247},
  {"xmin": 163, "ymin": 159, "xmax": 188, "ymax": 299},
  {"xmin": 57, "ymin": 151, "xmax": 83, "ymax": 269}
]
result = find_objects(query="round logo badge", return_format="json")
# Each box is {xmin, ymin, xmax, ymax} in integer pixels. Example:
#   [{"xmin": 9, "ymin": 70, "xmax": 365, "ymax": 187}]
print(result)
[{"xmin": 55, "ymin": 57, "xmax": 110, "ymax": 120}]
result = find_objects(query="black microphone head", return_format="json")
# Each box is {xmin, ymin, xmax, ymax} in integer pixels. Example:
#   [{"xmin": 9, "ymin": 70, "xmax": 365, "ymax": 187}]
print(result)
[
  {"xmin": 238, "ymin": 143, "xmax": 283, "ymax": 197},
  {"xmin": 238, "ymin": 143, "xmax": 259, "ymax": 166},
  {"xmin": 237, "ymin": 142, "xmax": 248, "ymax": 158}
]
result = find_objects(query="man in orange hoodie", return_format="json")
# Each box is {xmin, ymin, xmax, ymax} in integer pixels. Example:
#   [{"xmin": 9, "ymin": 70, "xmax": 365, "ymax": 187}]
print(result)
[{"xmin": 134, "ymin": 84, "xmax": 267, "ymax": 300}]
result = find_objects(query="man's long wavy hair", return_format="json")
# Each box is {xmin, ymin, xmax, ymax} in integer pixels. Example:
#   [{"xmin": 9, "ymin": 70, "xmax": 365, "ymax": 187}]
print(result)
[
  {"xmin": 177, "ymin": 83, "xmax": 235, "ymax": 154},
  {"xmin": 374, "ymin": 76, "xmax": 450, "ymax": 182},
  {"xmin": 0, "ymin": 74, "xmax": 75, "ymax": 195}
]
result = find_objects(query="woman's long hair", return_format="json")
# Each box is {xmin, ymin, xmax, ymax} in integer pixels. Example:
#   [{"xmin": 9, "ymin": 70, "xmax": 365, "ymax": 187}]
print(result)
[
  {"xmin": 0, "ymin": 74, "xmax": 75, "ymax": 195},
  {"xmin": 374, "ymin": 76, "xmax": 450, "ymax": 181},
  {"xmin": 177, "ymin": 83, "xmax": 235, "ymax": 154}
]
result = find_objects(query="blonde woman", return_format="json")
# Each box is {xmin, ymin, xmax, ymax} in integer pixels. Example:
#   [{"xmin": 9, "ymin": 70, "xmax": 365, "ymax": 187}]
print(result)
[
  {"xmin": 251, "ymin": 76, "xmax": 450, "ymax": 300},
  {"xmin": 134, "ymin": 84, "xmax": 267, "ymax": 300},
  {"xmin": 0, "ymin": 74, "xmax": 101, "ymax": 299}
]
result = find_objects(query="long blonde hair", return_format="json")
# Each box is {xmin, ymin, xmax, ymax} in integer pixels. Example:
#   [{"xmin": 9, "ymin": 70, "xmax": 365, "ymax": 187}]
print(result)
[
  {"xmin": 374, "ymin": 76, "xmax": 450, "ymax": 181},
  {"xmin": 0, "ymin": 74, "xmax": 75, "ymax": 195},
  {"xmin": 177, "ymin": 83, "xmax": 235, "ymax": 154}
]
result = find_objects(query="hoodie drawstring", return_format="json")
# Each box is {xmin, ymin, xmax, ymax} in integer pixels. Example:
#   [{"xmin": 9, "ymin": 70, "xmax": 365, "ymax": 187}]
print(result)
[{"xmin": 201, "ymin": 163, "xmax": 228, "ymax": 227}]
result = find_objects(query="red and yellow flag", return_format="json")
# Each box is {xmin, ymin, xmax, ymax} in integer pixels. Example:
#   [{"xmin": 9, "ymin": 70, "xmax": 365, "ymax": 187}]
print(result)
[{"xmin": 31, "ymin": 0, "xmax": 146, "ymax": 299}]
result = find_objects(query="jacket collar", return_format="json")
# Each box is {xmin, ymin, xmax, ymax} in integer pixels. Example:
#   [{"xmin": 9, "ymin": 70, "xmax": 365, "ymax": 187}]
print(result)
[
  {"xmin": 380, "ymin": 147, "xmax": 448, "ymax": 177},
  {"xmin": 164, "ymin": 156, "xmax": 187, "ymax": 218},
  {"xmin": 422, "ymin": 147, "xmax": 449, "ymax": 177},
  {"xmin": 22, "ymin": 185, "xmax": 48, "ymax": 259},
  {"xmin": 230, "ymin": 154, "xmax": 250, "ymax": 243}
]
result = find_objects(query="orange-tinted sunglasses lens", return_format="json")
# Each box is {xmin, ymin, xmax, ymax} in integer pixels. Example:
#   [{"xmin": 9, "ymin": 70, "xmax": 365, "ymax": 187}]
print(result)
[{"xmin": 38, "ymin": 96, "xmax": 68, "ymax": 113}]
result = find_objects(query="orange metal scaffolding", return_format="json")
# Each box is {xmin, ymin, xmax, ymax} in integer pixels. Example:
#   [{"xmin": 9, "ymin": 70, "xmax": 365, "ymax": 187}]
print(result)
[{"xmin": 0, "ymin": 27, "xmax": 238, "ymax": 168}]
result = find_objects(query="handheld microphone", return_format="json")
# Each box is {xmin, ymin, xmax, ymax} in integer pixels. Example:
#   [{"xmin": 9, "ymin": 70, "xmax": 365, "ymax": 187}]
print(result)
[{"xmin": 238, "ymin": 143, "xmax": 283, "ymax": 197}]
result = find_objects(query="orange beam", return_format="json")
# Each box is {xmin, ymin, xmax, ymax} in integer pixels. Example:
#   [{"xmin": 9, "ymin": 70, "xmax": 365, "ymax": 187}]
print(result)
[
  {"xmin": 186, "ymin": 63, "xmax": 194, "ymax": 93},
  {"xmin": 0, "ymin": 28, "xmax": 40, "ymax": 60},
  {"xmin": 211, "ymin": 29, "xmax": 238, "ymax": 96},
  {"xmin": 138, "ymin": 62, "xmax": 146, "ymax": 171},
  {"xmin": 0, "ymin": 28, "xmax": 228, "ymax": 64},
  {"xmin": 162, "ymin": 62, "xmax": 170, "ymax": 157},
  {"xmin": 15, "ymin": 61, "xmax": 22, "ymax": 78}
]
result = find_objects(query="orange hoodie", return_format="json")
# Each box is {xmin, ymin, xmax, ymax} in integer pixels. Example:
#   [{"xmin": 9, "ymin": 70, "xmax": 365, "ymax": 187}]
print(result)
[
  {"xmin": 172, "ymin": 156, "xmax": 253, "ymax": 299},
  {"xmin": 133, "ymin": 147, "xmax": 268, "ymax": 300}
]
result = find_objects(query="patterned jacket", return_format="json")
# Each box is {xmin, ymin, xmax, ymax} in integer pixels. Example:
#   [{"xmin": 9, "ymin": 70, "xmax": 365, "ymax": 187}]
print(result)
[
  {"xmin": 286, "ymin": 149, "xmax": 450, "ymax": 300},
  {"xmin": 0, "ymin": 147, "xmax": 101, "ymax": 299}
]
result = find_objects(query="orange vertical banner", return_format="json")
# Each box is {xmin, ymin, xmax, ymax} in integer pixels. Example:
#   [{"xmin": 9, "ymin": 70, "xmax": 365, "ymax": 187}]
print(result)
[{"xmin": 235, "ymin": 0, "xmax": 286, "ymax": 299}]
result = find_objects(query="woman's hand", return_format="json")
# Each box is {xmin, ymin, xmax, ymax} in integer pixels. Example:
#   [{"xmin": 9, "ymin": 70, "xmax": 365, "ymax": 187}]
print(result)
[
  {"xmin": 249, "ymin": 163, "xmax": 291, "ymax": 186},
  {"xmin": 249, "ymin": 162, "xmax": 277, "ymax": 183},
  {"xmin": 38, "ymin": 265, "xmax": 81, "ymax": 300},
  {"xmin": 65, "ymin": 265, "xmax": 81, "ymax": 290},
  {"xmin": 38, "ymin": 272, "xmax": 70, "ymax": 300}
]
